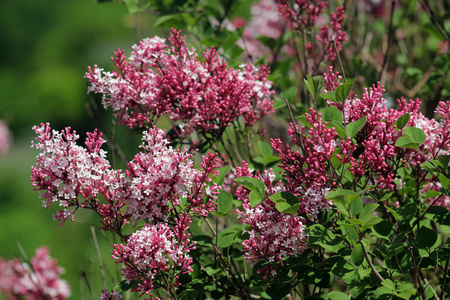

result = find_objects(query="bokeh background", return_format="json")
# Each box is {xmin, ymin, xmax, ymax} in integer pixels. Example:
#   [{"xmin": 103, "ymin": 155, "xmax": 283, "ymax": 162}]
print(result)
[{"xmin": 0, "ymin": 1, "xmax": 159, "ymax": 298}]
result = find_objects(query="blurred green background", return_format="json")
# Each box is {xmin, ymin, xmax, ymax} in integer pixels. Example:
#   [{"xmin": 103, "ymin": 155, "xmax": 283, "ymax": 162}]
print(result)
[{"xmin": 0, "ymin": 1, "xmax": 159, "ymax": 298}]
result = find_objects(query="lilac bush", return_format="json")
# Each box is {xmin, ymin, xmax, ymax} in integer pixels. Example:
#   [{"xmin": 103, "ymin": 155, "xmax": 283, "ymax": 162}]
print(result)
[{"xmin": 20, "ymin": 0, "xmax": 450, "ymax": 299}]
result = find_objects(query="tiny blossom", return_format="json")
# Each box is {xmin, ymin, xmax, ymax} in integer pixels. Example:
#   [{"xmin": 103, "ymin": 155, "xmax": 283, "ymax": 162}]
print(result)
[
  {"xmin": 0, "ymin": 121, "xmax": 11, "ymax": 158},
  {"xmin": 0, "ymin": 246, "xmax": 70, "ymax": 300},
  {"xmin": 85, "ymin": 29, "xmax": 274, "ymax": 140},
  {"xmin": 112, "ymin": 215, "xmax": 195, "ymax": 296}
]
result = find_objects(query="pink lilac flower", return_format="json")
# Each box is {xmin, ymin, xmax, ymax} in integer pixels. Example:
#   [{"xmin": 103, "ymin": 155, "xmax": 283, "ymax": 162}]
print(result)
[
  {"xmin": 112, "ymin": 214, "xmax": 195, "ymax": 296},
  {"xmin": 314, "ymin": 6, "xmax": 347, "ymax": 61},
  {"xmin": 275, "ymin": 0, "xmax": 327, "ymax": 30},
  {"xmin": 187, "ymin": 151, "xmax": 221, "ymax": 216},
  {"xmin": 30, "ymin": 123, "xmax": 124, "ymax": 226},
  {"xmin": 271, "ymin": 109, "xmax": 338, "ymax": 216},
  {"xmin": 275, "ymin": 0, "xmax": 347, "ymax": 63},
  {"xmin": 85, "ymin": 29, "xmax": 274, "ymax": 140},
  {"xmin": 235, "ymin": 163, "xmax": 308, "ymax": 279},
  {"xmin": 0, "ymin": 121, "xmax": 11, "ymax": 158},
  {"xmin": 236, "ymin": 0, "xmax": 289, "ymax": 60},
  {"xmin": 118, "ymin": 127, "xmax": 201, "ymax": 224},
  {"xmin": 0, "ymin": 246, "xmax": 70, "ymax": 300}
]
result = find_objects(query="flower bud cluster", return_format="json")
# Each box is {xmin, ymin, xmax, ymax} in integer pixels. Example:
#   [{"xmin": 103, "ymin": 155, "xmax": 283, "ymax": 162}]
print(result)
[{"xmin": 275, "ymin": 0, "xmax": 347, "ymax": 62}]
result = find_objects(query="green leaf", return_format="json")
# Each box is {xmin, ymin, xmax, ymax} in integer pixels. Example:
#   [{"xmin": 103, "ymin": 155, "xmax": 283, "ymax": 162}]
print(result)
[
  {"xmin": 215, "ymin": 165, "xmax": 231, "ymax": 185},
  {"xmin": 386, "ymin": 206, "xmax": 399, "ymax": 222},
  {"xmin": 327, "ymin": 291, "xmax": 350, "ymax": 300},
  {"xmin": 217, "ymin": 190, "xmax": 233, "ymax": 214},
  {"xmin": 395, "ymin": 136, "xmax": 420, "ymax": 149},
  {"xmin": 234, "ymin": 177, "xmax": 265, "ymax": 195},
  {"xmin": 422, "ymin": 23, "xmax": 445, "ymax": 41},
  {"xmin": 381, "ymin": 279, "xmax": 395, "ymax": 290},
  {"xmin": 397, "ymin": 203, "xmax": 417, "ymax": 221},
  {"xmin": 413, "ymin": 226, "xmax": 438, "ymax": 249},
  {"xmin": 332, "ymin": 260, "xmax": 355, "ymax": 278},
  {"xmin": 374, "ymin": 286, "xmax": 392, "ymax": 298},
  {"xmin": 421, "ymin": 160, "xmax": 444, "ymax": 173},
  {"xmin": 320, "ymin": 91, "xmax": 337, "ymax": 103},
  {"xmin": 257, "ymin": 141, "xmax": 273, "ymax": 158},
  {"xmin": 304, "ymin": 75, "xmax": 315, "ymax": 96},
  {"xmin": 349, "ymin": 196, "xmax": 363, "ymax": 217},
  {"xmin": 275, "ymin": 202, "xmax": 291, "ymax": 212},
  {"xmin": 266, "ymin": 283, "xmax": 291, "ymax": 300},
  {"xmin": 403, "ymin": 126, "xmax": 426, "ymax": 144},
  {"xmin": 273, "ymin": 99, "xmax": 286, "ymax": 109},
  {"xmin": 351, "ymin": 244, "xmax": 364, "ymax": 266},
  {"xmin": 269, "ymin": 191, "xmax": 298, "ymax": 206},
  {"xmin": 304, "ymin": 75, "xmax": 324, "ymax": 96},
  {"xmin": 114, "ymin": 279, "xmax": 138, "ymax": 292},
  {"xmin": 249, "ymin": 190, "xmax": 264, "ymax": 207},
  {"xmin": 281, "ymin": 203, "xmax": 301, "ymax": 215},
  {"xmin": 336, "ymin": 82, "xmax": 354, "ymax": 103},
  {"xmin": 327, "ymin": 121, "xmax": 346, "ymax": 139},
  {"xmin": 438, "ymin": 154, "xmax": 450, "ymax": 169},
  {"xmin": 296, "ymin": 115, "xmax": 313, "ymax": 128},
  {"xmin": 154, "ymin": 14, "xmax": 184, "ymax": 28},
  {"xmin": 360, "ymin": 203, "xmax": 379, "ymax": 219},
  {"xmin": 322, "ymin": 106, "xmax": 343, "ymax": 123},
  {"xmin": 372, "ymin": 220, "xmax": 394, "ymax": 240},
  {"xmin": 280, "ymin": 86, "xmax": 297, "ymax": 100},
  {"xmin": 217, "ymin": 226, "xmax": 237, "ymax": 248},
  {"xmin": 295, "ymin": 266, "xmax": 323, "ymax": 284},
  {"xmin": 395, "ymin": 113, "xmax": 410, "ymax": 130},
  {"xmin": 312, "ymin": 75, "xmax": 325, "ymax": 95},
  {"xmin": 346, "ymin": 116, "xmax": 367, "ymax": 138},
  {"xmin": 123, "ymin": 0, "xmax": 140, "ymax": 13},
  {"xmin": 326, "ymin": 189, "xmax": 361, "ymax": 205},
  {"xmin": 205, "ymin": 266, "xmax": 222, "ymax": 276},
  {"xmin": 439, "ymin": 173, "xmax": 450, "ymax": 188}
]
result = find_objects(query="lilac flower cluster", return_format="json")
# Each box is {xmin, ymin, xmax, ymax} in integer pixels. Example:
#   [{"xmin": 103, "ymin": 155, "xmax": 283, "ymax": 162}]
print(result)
[
  {"xmin": 85, "ymin": 29, "xmax": 274, "ymax": 140},
  {"xmin": 275, "ymin": 0, "xmax": 347, "ymax": 62},
  {"xmin": 235, "ymin": 163, "xmax": 308, "ymax": 279},
  {"xmin": 30, "ymin": 124, "xmax": 220, "ymax": 296},
  {"xmin": 0, "ymin": 246, "xmax": 70, "ymax": 300},
  {"xmin": 322, "ymin": 67, "xmax": 450, "ymax": 191},
  {"xmin": 112, "ymin": 215, "xmax": 195, "ymax": 297}
]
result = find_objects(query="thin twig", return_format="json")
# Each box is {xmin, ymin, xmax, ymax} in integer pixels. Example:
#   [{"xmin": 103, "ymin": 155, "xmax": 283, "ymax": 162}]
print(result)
[
  {"xmin": 80, "ymin": 269, "xmax": 97, "ymax": 300},
  {"xmin": 331, "ymin": 39, "xmax": 347, "ymax": 84},
  {"xmin": 90, "ymin": 226, "xmax": 107, "ymax": 290},
  {"xmin": 379, "ymin": 0, "xmax": 397, "ymax": 83},
  {"xmin": 361, "ymin": 243, "xmax": 385, "ymax": 282}
]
